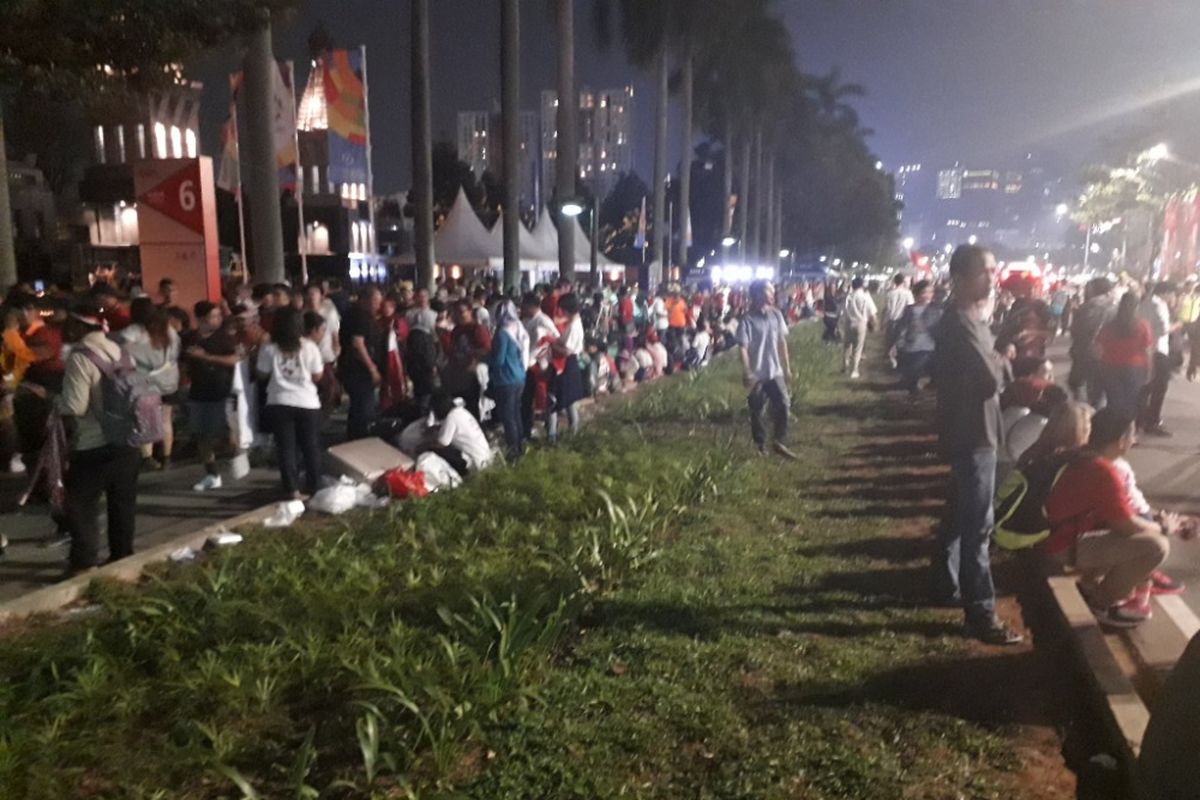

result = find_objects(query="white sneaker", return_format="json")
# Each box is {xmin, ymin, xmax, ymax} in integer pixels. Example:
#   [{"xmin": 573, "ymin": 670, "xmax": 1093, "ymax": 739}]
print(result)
[
  {"xmin": 193, "ymin": 474, "xmax": 223, "ymax": 492},
  {"xmin": 8, "ymin": 455, "xmax": 25, "ymax": 474},
  {"xmin": 850, "ymin": 371, "xmax": 861, "ymax": 380}
]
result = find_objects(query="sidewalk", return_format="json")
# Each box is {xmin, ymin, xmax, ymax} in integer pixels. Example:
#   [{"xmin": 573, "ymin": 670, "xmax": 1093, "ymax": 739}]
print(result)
[{"xmin": 0, "ymin": 460, "xmax": 281, "ymax": 603}]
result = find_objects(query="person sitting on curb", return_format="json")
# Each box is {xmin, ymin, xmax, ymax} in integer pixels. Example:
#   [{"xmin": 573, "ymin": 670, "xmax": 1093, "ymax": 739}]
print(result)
[{"xmin": 1039, "ymin": 407, "xmax": 1178, "ymax": 628}]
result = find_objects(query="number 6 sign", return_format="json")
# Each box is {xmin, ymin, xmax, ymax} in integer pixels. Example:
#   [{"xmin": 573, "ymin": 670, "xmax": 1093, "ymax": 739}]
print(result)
[{"xmin": 134, "ymin": 157, "xmax": 221, "ymax": 306}]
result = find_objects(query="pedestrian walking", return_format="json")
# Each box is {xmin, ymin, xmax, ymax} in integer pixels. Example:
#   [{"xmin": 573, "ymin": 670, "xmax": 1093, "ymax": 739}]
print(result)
[
  {"xmin": 1067, "ymin": 277, "xmax": 1115, "ymax": 406},
  {"xmin": 840, "ymin": 277, "xmax": 877, "ymax": 379},
  {"xmin": 338, "ymin": 286, "xmax": 385, "ymax": 441},
  {"xmin": 882, "ymin": 274, "xmax": 914, "ymax": 369},
  {"xmin": 737, "ymin": 280, "xmax": 797, "ymax": 460},
  {"xmin": 1096, "ymin": 290, "xmax": 1152, "ymax": 420},
  {"xmin": 1137, "ymin": 281, "xmax": 1180, "ymax": 436},
  {"xmin": 894, "ymin": 279, "xmax": 940, "ymax": 398},
  {"xmin": 931, "ymin": 244, "xmax": 1023, "ymax": 645}
]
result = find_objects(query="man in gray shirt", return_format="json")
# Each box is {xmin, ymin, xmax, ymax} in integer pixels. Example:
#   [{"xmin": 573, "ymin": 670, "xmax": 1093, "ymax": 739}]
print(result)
[
  {"xmin": 931, "ymin": 244, "xmax": 1023, "ymax": 646},
  {"xmin": 737, "ymin": 280, "xmax": 797, "ymax": 460}
]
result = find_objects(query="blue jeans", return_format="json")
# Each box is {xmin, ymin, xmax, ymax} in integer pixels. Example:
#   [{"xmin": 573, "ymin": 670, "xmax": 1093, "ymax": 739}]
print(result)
[
  {"xmin": 1099, "ymin": 363, "xmax": 1145, "ymax": 420},
  {"xmin": 342, "ymin": 371, "xmax": 378, "ymax": 441},
  {"xmin": 493, "ymin": 383, "xmax": 524, "ymax": 458},
  {"xmin": 933, "ymin": 448, "xmax": 997, "ymax": 625},
  {"xmin": 898, "ymin": 350, "xmax": 933, "ymax": 395}
]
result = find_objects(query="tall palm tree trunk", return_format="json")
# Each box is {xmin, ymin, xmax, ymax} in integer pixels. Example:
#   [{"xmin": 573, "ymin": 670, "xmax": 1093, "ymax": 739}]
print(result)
[
  {"xmin": 750, "ymin": 124, "xmax": 763, "ymax": 266},
  {"xmin": 721, "ymin": 119, "xmax": 734, "ymax": 239},
  {"xmin": 243, "ymin": 8, "xmax": 285, "ymax": 283},
  {"xmin": 0, "ymin": 110, "xmax": 17, "ymax": 292},
  {"xmin": 774, "ymin": 188, "xmax": 784, "ymax": 272},
  {"xmin": 737, "ymin": 130, "xmax": 750, "ymax": 264},
  {"xmin": 411, "ymin": 0, "xmax": 435, "ymax": 291},
  {"xmin": 764, "ymin": 151, "xmax": 775, "ymax": 271},
  {"xmin": 555, "ymin": 0, "xmax": 576, "ymax": 282},
  {"xmin": 500, "ymin": 0, "xmax": 521, "ymax": 294},
  {"xmin": 677, "ymin": 45, "xmax": 693, "ymax": 272},
  {"xmin": 650, "ymin": 45, "xmax": 669, "ymax": 292}
]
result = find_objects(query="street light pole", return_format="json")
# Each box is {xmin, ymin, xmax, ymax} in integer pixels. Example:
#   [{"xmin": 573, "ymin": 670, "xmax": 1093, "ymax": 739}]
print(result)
[
  {"xmin": 1084, "ymin": 224, "xmax": 1092, "ymax": 272},
  {"xmin": 589, "ymin": 195, "xmax": 598, "ymax": 287}
]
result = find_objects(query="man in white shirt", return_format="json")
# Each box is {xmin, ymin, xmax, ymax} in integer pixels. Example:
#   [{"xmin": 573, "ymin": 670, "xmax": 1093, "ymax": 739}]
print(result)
[
  {"xmin": 1138, "ymin": 281, "xmax": 1179, "ymax": 436},
  {"xmin": 840, "ymin": 277, "xmax": 878, "ymax": 379},
  {"xmin": 882, "ymin": 274, "xmax": 914, "ymax": 369},
  {"xmin": 426, "ymin": 392, "xmax": 493, "ymax": 475},
  {"xmin": 649, "ymin": 291, "xmax": 669, "ymax": 339}
]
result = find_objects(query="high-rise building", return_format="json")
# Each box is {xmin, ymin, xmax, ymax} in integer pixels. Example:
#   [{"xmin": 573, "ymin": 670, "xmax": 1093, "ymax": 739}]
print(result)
[
  {"xmin": 937, "ymin": 167, "xmax": 963, "ymax": 200},
  {"xmin": 541, "ymin": 85, "xmax": 634, "ymax": 204},
  {"xmin": 455, "ymin": 107, "xmax": 539, "ymax": 211}
]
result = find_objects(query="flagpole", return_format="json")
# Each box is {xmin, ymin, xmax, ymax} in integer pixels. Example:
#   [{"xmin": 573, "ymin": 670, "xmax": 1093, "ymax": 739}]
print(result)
[
  {"xmin": 360, "ymin": 45, "xmax": 378, "ymax": 272},
  {"xmin": 231, "ymin": 95, "xmax": 250, "ymax": 285},
  {"xmin": 288, "ymin": 61, "xmax": 309, "ymax": 285}
]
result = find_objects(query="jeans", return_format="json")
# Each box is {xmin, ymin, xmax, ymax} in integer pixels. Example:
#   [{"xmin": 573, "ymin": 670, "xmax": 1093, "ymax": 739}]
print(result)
[
  {"xmin": 493, "ymin": 383, "xmax": 524, "ymax": 458},
  {"xmin": 66, "ymin": 444, "xmax": 140, "ymax": 571},
  {"xmin": 546, "ymin": 401, "xmax": 580, "ymax": 441},
  {"xmin": 1068, "ymin": 354, "xmax": 1104, "ymax": 407},
  {"xmin": 1099, "ymin": 363, "xmax": 1145, "ymax": 420},
  {"xmin": 842, "ymin": 322, "xmax": 868, "ymax": 373},
  {"xmin": 1139, "ymin": 352, "xmax": 1172, "ymax": 430},
  {"xmin": 898, "ymin": 350, "xmax": 933, "ymax": 395},
  {"xmin": 267, "ymin": 405, "xmax": 323, "ymax": 496},
  {"xmin": 343, "ymin": 371, "xmax": 378, "ymax": 441},
  {"xmin": 748, "ymin": 376, "xmax": 790, "ymax": 447},
  {"xmin": 932, "ymin": 448, "xmax": 997, "ymax": 625}
]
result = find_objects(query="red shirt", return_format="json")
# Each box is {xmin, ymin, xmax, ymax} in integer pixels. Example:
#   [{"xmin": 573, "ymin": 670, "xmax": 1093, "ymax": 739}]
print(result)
[
  {"xmin": 100, "ymin": 304, "xmax": 131, "ymax": 332},
  {"xmin": 619, "ymin": 296, "xmax": 634, "ymax": 325},
  {"xmin": 447, "ymin": 322, "xmax": 492, "ymax": 363},
  {"xmin": 541, "ymin": 290, "xmax": 560, "ymax": 319},
  {"xmin": 1040, "ymin": 456, "xmax": 1134, "ymax": 555},
  {"xmin": 1097, "ymin": 319, "xmax": 1152, "ymax": 368}
]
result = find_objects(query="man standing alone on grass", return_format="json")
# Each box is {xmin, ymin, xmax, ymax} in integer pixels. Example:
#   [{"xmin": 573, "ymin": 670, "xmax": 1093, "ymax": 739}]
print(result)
[
  {"xmin": 840, "ymin": 277, "xmax": 877, "ymax": 379},
  {"xmin": 738, "ymin": 280, "xmax": 798, "ymax": 460},
  {"xmin": 931, "ymin": 244, "xmax": 1023, "ymax": 645}
]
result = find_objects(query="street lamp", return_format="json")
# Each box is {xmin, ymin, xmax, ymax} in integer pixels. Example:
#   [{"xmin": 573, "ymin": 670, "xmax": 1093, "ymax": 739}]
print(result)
[
  {"xmin": 967, "ymin": 234, "xmax": 978, "ymax": 246},
  {"xmin": 1144, "ymin": 143, "xmax": 1170, "ymax": 163},
  {"xmin": 561, "ymin": 198, "xmax": 598, "ymax": 287},
  {"xmin": 779, "ymin": 248, "xmax": 791, "ymax": 258},
  {"xmin": 721, "ymin": 236, "xmax": 737, "ymax": 248},
  {"xmin": 902, "ymin": 237, "xmax": 915, "ymax": 250},
  {"xmin": 1055, "ymin": 203, "xmax": 1070, "ymax": 218}
]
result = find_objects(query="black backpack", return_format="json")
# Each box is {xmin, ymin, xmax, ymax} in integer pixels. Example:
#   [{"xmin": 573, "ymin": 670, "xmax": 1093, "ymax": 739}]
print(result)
[{"xmin": 993, "ymin": 451, "xmax": 1079, "ymax": 551}]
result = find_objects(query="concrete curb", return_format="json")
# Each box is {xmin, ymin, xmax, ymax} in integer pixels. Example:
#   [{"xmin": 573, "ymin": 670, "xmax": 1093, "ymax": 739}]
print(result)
[
  {"xmin": 0, "ymin": 503, "xmax": 279, "ymax": 624},
  {"xmin": 1047, "ymin": 575, "xmax": 1150, "ymax": 757}
]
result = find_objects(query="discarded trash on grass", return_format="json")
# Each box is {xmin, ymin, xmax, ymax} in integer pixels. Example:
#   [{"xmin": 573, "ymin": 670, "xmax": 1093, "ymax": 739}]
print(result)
[
  {"xmin": 205, "ymin": 531, "xmax": 244, "ymax": 548},
  {"xmin": 169, "ymin": 547, "xmax": 196, "ymax": 563},
  {"xmin": 263, "ymin": 500, "xmax": 306, "ymax": 528}
]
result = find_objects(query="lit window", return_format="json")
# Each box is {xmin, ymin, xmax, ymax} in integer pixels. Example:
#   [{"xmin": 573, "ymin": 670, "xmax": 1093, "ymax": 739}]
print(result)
[
  {"xmin": 310, "ymin": 166, "xmax": 319, "ymax": 191},
  {"xmin": 94, "ymin": 126, "xmax": 106, "ymax": 164},
  {"xmin": 136, "ymin": 124, "xmax": 146, "ymax": 159},
  {"xmin": 154, "ymin": 123, "xmax": 167, "ymax": 159},
  {"xmin": 185, "ymin": 129, "xmax": 197, "ymax": 159},
  {"xmin": 115, "ymin": 126, "xmax": 126, "ymax": 163},
  {"xmin": 170, "ymin": 125, "xmax": 182, "ymax": 158}
]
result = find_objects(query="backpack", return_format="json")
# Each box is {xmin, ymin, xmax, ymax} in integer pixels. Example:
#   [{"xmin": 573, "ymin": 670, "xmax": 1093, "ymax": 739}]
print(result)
[
  {"xmin": 83, "ymin": 346, "xmax": 163, "ymax": 447},
  {"xmin": 993, "ymin": 452, "xmax": 1076, "ymax": 551}
]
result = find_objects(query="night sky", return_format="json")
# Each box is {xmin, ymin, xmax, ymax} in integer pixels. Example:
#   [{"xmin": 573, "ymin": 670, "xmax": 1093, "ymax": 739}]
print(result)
[{"xmin": 189, "ymin": 0, "xmax": 1200, "ymax": 193}]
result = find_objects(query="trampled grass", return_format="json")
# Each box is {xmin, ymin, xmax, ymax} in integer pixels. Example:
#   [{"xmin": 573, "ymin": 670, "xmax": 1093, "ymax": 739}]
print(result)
[{"xmin": 0, "ymin": 328, "xmax": 1056, "ymax": 799}]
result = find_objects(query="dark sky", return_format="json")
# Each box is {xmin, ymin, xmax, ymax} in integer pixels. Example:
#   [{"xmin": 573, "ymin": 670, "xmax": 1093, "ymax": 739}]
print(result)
[{"xmin": 190, "ymin": 0, "xmax": 1200, "ymax": 193}]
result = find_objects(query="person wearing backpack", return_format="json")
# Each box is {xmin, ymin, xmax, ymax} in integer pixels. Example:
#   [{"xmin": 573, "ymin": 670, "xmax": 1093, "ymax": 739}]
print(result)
[{"xmin": 56, "ymin": 303, "xmax": 158, "ymax": 574}]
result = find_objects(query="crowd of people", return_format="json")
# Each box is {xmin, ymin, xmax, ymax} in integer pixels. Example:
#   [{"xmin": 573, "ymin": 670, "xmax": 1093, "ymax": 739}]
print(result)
[
  {"xmin": 0, "ymin": 272, "xmax": 833, "ymax": 575},
  {"xmin": 875, "ymin": 245, "xmax": 1200, "ymax": 641}
]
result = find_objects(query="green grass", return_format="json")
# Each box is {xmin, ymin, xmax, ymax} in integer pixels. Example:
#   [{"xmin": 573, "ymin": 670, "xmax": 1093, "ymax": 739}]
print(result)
[{"xmin": 0, "ymin": 328, "xmax": 1040, "ymax": 799}]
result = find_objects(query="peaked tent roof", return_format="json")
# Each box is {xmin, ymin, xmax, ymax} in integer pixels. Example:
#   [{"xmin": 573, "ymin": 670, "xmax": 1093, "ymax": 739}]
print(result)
[
  {"xmin": 487, "ymin": 214, "xmax": 557, "ymax": 271},
  {"xmin": 433, "ymin": 188, "xmax": 498, "ymax": 265}
]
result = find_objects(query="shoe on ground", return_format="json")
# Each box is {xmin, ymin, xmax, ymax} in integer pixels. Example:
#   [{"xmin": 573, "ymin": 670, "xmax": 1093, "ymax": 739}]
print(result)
[
  {"xmin": 1092, "ymin": 599, "xmax": 1150, "ymax": 628},
  {"xmin": 1150, "ymin": 569, "xmax": 1184, "ymax": 596},
  {"xmin": 1144, "ymin": 425, "xmax": 1173, "ymax": 438},
  {"xmin": 966, "ymin": 618, "xmax": 1024, "ymax": 646},
  {"xmin": 141, "ymin": 456, "xmax": 162, "ymax": 472},
  {"xmin": 773, "ymin": 442, "xmax": 801, "ymax": 461},
  {"xmin": 8, "ymin": 455, "xmax": 25, "ymax": 474},
  {"xmin": 850, "ymin": 371, "xmax": 861, "ymax": 380},
  {"xmin": 193, "ymin": 474, "xmax": 223, "ymax": 492}
]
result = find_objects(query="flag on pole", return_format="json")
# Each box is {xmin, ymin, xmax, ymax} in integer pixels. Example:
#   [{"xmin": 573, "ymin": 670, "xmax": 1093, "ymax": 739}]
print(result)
[
  {"xmin": 634, "ymin": 196, "xmax": 647, "ymax": 250},
  {"xmin": 216, "ymin": 75, "xmax": 242, "ymax": 193},
  {"xmin": 218, "ymin": 65, "xmax": 299, "ymax": 193}
]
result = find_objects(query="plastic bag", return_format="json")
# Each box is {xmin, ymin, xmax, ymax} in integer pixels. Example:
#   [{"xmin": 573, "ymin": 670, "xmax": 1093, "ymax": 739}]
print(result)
[
  {"xmin": 384, "ymin": 468, "xmax": 429, "ymax": 499},
  {"xmin": 416, "ymin": 452, "xmax": 463, "ymax": 493},
  {"xmin": 308, "ymin": 484, "xmax": 359, "ymax": 515},
  {"xmin": 263, "ymin": 499, "xmax": 306, "ymax": 527}
]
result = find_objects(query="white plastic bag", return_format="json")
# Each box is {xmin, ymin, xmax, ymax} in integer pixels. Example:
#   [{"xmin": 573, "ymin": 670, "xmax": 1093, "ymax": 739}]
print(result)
[
  {"xmin": 416, "ymin": 452, "xmax": 463, "ymax": 493},
  {"xmin": 308, "ymin": 483, "xmax": 359, "ymax": 515},
  {"xmin": 263, "ymin": 499, "xmax": 306, "ymax": 527}
]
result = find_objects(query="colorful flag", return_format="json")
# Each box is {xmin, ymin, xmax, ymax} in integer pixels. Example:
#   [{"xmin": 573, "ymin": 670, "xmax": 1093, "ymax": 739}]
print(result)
[
  {"xmin": 323, "ymin": 48, "xmax": 369, "ymax": 186},
  {"xmin": 218, "ymin": 64, "xmax": 298, "ymax": 193},
  {"xmin": 634, "ymin": 196, "xmax": 647, "ymax": 249}
]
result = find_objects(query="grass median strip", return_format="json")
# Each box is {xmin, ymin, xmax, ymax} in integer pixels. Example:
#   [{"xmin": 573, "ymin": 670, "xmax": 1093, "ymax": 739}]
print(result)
[{"xmin": 0, "ymin": 328, "xmax": 1066, "ymax": 799}]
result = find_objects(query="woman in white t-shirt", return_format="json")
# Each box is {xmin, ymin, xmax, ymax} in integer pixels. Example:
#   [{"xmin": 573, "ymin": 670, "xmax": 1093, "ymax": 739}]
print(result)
[{"xmin": 255, "ymin": 307, "xmax": 324, "ymax": 498}]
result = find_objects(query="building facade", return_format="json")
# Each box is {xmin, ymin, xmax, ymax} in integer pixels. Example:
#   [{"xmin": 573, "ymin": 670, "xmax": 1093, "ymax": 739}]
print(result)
[
  {"xmin": 455, "ymin": 108, "xmax": 539, "ymax": 211},
  {"xmin": 540, "ymin": 85, "xmax": 634, "ymax": 205}
]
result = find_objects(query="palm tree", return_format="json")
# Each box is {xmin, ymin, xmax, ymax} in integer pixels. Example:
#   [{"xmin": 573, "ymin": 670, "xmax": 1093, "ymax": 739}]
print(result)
[
  {"xmin": 500, "ymin": 0, "xmax": 521, "ymax": 293},
  {"xmin": 0, "ymin": 113, "xmax": 16, "ymax": 291},
  {"xmin": 555, "ymin": 0, "xmax": 576, "ymax": 282},
  {"xmin": 411, "ymin": 0, "xmax": 435, "ymax": 291},
  {"xmin": 242, "ymin": 8, "xmax": 286, "ymax": 283}
]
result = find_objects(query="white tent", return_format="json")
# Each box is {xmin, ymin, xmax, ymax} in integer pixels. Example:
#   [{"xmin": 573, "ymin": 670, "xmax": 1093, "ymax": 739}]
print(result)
[
  {"xmin": 527, "ymin": 206, "xmax": 620, "ymax": 276},
  {"xmin": 487, "ymin": 215, "xmax": 557, "ymax": 273},
  {"xmin": 432, "ymin": 188, "xmax": 499, "ymax": 266}
]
